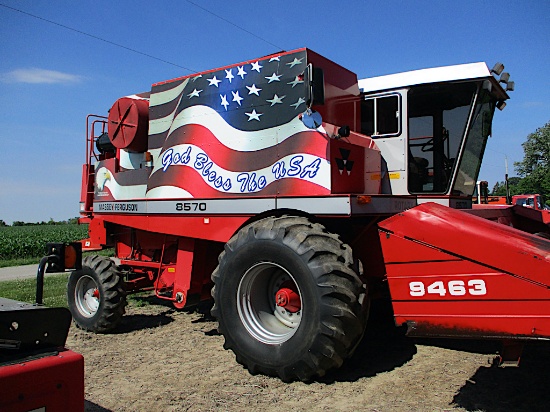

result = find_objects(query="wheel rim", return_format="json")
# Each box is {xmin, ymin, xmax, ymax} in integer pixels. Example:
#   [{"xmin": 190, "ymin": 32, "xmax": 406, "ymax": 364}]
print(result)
[
  {"xmin": 75, "ymin": 275, "xmax": 100, "ymax": 318},
  {"xmin": 237, "ymin": 262, "xmax": 302, "ymax": 345}
]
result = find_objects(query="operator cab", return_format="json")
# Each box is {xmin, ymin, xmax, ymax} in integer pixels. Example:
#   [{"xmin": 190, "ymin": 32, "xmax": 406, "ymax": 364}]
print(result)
[{"xmin": 358, "ymin": 62, "xmax": 512, "ymax": 206}]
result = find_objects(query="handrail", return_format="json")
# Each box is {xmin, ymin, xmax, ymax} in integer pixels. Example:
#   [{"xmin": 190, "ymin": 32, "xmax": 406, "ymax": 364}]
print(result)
[
  {"xmin": 35, "ymin": 255, "xmax": 57, "ymax": 305},
  {"xmin": 85, "ymin": 115, "xmax": 108, "ymax": 165}
]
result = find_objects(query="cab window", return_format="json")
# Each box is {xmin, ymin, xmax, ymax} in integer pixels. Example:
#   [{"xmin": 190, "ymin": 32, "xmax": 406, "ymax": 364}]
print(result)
[
  {"xmin": 361, "ymin": 94, "xmax": 400, "ymax": 137},
  {"xmin": 408, "ymin": 82, "xmax": 477, "ymax": 194}
]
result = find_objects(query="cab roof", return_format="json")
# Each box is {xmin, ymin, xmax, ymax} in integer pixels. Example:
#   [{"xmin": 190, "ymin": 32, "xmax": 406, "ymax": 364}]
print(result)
[{"xmin": 358, "ymin": 62, "xmax": 509, "ymax": 100}]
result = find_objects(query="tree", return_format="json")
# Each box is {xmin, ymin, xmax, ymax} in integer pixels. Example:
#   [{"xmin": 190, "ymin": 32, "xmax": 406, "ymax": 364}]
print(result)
[
  {"xmin": 491, "ymin": 177, "xmax": 521, "ymax": 196},
  {"xmin": 489, "ymin": 121, "xmax": 550, "ymax": 205},
  {"xmin": 514, "ymin": 121, "xmax": 550, "ymax": 198}
]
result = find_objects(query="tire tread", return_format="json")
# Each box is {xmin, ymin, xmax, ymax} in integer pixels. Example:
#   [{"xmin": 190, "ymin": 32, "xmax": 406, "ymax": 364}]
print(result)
[
  {"xmin": 212, "ymin": 215, "xmax": 368, "ymax": 381},
  {"xmin": 68, "ymin": 255, "xmax": 127, "ymax": 333}
]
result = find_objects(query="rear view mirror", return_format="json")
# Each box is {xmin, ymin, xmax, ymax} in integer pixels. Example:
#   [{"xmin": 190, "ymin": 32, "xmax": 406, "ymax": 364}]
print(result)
[
  {"xmin": 301, "ymin": 109, "xmax": 323, "ymax": 129},
  {"xmin": 306, "ymin": 64, "xmax": 325, "ymax": 106}
]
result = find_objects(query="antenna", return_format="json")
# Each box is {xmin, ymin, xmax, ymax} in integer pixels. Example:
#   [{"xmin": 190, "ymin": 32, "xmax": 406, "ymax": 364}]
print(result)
[{"xmin": 504, "ymin": 156, "xmax": 511, "ymax": 204}]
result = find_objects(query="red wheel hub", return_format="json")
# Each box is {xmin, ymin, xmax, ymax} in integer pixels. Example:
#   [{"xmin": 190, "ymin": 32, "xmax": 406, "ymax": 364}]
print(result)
[
  {"xmin": 275, "ymin": 281, "xmax": 301, "ymax": 313},
  {"xmin": 92, "ymin": 289, "xmax": 100, "ymax": 299}
]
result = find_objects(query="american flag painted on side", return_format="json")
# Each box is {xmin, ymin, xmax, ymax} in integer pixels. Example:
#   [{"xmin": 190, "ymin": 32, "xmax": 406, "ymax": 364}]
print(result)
[{"xmin": 145, "ymin": 49, "xmax": 331, "ymax": 199}]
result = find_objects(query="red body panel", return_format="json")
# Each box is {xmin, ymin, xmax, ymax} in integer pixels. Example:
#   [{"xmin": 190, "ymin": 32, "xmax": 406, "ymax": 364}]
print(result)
[
  {"xmin": 307, "ymin": 49, "xmax": 360, "ymax": 131},
  {"xmin": 99, "ymin": 214, "xmax": 248, "ymax": 243},
  {"xmin": 0, "ymin": 349, "xmax": 84, "ymax": 412},
  {"xmin": 380, "ymin": 203, "xmax": 549, "ymax": 284},
  {"xmin": 469, "ymin": 204, "xmax": 550, "ymax": 234},
  {"xmin": 511, "ymin": 202, "xmax": 550, "ymax": 225},
  {"xmin": 379, "ymin": 203, "xmax": 550, "ymax": 339}
]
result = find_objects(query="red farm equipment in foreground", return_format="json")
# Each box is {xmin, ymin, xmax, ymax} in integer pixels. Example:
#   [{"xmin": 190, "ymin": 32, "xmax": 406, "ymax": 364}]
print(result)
[
  {"xmin": 67, "ymin": 48, "xmax": 549, "ymax": 381},
  {"xmin": 0, "ymin": 247, "xmax": 84, "ymax": 411}
]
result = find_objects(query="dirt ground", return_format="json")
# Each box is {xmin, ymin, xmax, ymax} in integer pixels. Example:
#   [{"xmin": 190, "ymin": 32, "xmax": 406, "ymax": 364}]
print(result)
[{"xmin": 66, "ymin": 297, "xmax": 550, "ymax": 412}]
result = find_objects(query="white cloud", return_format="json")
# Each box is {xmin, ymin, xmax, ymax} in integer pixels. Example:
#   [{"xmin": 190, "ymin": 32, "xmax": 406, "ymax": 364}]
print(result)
[{"xmin": 1, "ymin": 68, "xmax": 83, "ymax": 84}]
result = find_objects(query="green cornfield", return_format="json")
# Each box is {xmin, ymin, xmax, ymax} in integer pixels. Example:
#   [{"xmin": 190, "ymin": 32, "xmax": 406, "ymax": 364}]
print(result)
[{"xmin": 0, "ymin": 224, "xmax": 88, "ymax": 261}]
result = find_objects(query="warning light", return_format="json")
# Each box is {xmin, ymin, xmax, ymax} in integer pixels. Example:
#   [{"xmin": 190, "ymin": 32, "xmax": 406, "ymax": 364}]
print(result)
[
  {"xmin": 46, "ymin": 242, "xmax": 82, "ymax": 272},
  {"xmin": 357, "ymin": 196, "xmax": 372, "ymax": 205}
]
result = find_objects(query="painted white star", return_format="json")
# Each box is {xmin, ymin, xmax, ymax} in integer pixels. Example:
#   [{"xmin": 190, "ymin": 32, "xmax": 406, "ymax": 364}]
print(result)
[
  {"xmin": 237, "ymin": 66, "xmax": 247, "ymax": 79},
  {"xmin": 232, "ymin": 90, "xmax": 243, "ymax": 106},
  {"xmin": 267, "ymin": 94, "xmax": 285, "ymax": 106},
  {"xmin": 188, "ymin": 89, "xmax": 203, "ymax": 98},
  {"xmin": 291, "ymin": 97, "xmax": 306, "ymax": 109},
  {"xmin": 269, "ymin": 56, "xmax": 280, "ymax": 62},
  {"xmin": 207, "ymin": 76, "xmax": 221, "ymax": 87},
  {"xmin": 246, "ymin": 84, "xmax": 262, "ymax": 96},
  {"xmin": 286, "ymin": 57, "xmax": 304, "ymax": 68},
  {"xmin": 251, "ymin": 61, "xmax": 262, "ymax": 72},
  {"xmin": 225, "ymin": 69, "xmax": 234, "ymax": 83},
  {"xmin": 265, "ymin": 73, "xmax": 282, "ymax": 83},
  {"xmin": 245, "ymin": 109, "xmax": 262, "ymax": 121},
  {"xmin": 288, "ymin": 75, "xmax": 304, "ymax": 88},
  {"xmin": 220, "ymin": 94, "xmax": 229, "ymax": 110}
]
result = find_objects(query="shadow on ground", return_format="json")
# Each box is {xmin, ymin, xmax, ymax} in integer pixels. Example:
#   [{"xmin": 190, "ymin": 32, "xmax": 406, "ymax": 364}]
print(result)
[
  {"xmin": 113, "ymin": 293, "xmax": 217, "ymax": 334},
  {"xmin": 85, "ymin": 400, "xmax": 112, "ymax": 412},
  {"xmin": 128, "ymin": 294, "xmax": 174, "ymax": 308},
  {"xmin": 317, "ymin": 300, "xmax": 417, "ymax": 383},
  {"xmin": 113, "ymin": 310, "xmax": 174, "ymax": 334},
  {"xmin": 452, "ymin": 343, "xmax": 550, "ymax": 412}
]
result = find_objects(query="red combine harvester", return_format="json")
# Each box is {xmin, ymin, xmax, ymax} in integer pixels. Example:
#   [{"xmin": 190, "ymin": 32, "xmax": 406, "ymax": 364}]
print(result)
[{"xmin": 68, "ymin": 48, "xmax": 548, "ymax": 381}]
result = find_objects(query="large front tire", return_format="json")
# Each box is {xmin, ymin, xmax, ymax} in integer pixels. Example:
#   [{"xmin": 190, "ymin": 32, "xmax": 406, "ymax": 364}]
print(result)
[
  {"xmin": 67, "ymin": 255, "xmax": 127, "ymax": 333},
  {"xmin": 211, "ymin": 216, "xmax": 367, "ymax": 381}
]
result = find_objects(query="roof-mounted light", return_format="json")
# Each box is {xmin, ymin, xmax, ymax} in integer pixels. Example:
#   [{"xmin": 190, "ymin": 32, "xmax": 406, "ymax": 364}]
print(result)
[
  {"xmin": 506, "ymin": 81, "xmax": 515, "ymax": 92},
  {"xmin": 497, "ymin": 100, "xmax": 507, "ymax": 111},
  {"xmin": 491, "ymin": 62, "xmax": 504, "ymax": 75},
  {"xmin": 499, "ymin": 72, "xmax": 510, "ymax": 84}
]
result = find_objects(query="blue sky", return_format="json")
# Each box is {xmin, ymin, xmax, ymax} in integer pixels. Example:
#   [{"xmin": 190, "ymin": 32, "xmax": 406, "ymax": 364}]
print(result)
[{"xmin": 0, "ymin": 0, "xmax": 548, "ymax": 224}]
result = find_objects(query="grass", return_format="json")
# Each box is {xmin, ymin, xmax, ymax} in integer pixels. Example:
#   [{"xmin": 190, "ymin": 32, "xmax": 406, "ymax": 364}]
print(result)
[
  {"xmin": 0, "ymin": 273, "xmax": 70, "ymax": 308},
  {"xmin": 0, "ymin": 249, "xmax": 115, "ymax": 269},
  {"xmin": 0, "ymin": 268, "xmax": 143, "ymax": 309}
]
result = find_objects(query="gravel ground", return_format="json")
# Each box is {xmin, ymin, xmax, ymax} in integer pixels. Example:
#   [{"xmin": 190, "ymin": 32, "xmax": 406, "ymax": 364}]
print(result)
[{"xmin": 64, "ymin": 298, "xmax": 550, "ymax": 412}]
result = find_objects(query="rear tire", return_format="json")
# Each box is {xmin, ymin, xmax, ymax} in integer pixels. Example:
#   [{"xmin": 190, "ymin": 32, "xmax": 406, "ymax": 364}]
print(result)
[
  {"xmin": 67, "ymin": 255, "xmax": 126, "ymax": 333},
  {"xmin": 211, "ymin": 216, "xmax": 368, "ymax": 381}
]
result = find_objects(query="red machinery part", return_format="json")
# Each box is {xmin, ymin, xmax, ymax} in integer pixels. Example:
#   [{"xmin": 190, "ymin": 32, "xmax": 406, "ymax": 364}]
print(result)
[
  {"xmin": 107, "ymin": 97, "xmax": 149, "ymax": 152},
  {"xmin": 379, "ymin": 202, "xmax": 549, "ymax": 283},
  {"xmin": 276, "ymin": 281, "xmax": 301, "ymax": 313},
  {"xmin": 0, "ymin": 349, "xmax": 84, "ymax": 412},
  {"xmin": 378, "ymin": 202, "xmax": 550, "ymax": 339}
]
